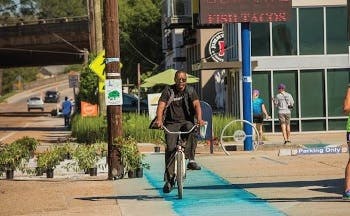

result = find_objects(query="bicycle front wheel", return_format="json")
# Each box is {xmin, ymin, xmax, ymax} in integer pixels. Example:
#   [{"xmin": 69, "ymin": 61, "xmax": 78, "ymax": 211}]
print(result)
[{"xmin": 176, "ymin": 152, "xmax": 185, "ymax": 199}]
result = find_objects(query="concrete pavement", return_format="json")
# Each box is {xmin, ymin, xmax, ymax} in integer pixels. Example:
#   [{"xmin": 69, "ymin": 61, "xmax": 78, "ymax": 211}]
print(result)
[{"xmin": 1, "ymin": 112, "xmax": 349, "ymax": 215}]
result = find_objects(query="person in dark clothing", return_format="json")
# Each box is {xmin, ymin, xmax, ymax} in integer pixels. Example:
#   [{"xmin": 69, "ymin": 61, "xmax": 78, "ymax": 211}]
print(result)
[
  {"xmin": 61, "ymin": 96, "xmax": 72, "ymax": 127},
  {"xmin": 154, "ymin": 70, "xmax": 205, "ymax": 193}
]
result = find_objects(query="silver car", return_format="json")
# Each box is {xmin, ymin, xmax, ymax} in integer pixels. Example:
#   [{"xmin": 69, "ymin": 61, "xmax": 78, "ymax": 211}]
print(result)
[{"xmin": 27, "ymin": 97, "xmax": 44, "ymax": 111}]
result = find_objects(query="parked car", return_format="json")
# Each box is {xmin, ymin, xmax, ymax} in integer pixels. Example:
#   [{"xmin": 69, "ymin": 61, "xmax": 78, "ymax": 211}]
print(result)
[
  {"xmin": 122, "ymin": 93, "xmax": 148, "ymax": 113},
  {"xmin": 44, "ymin": 90, "xmax": 60, "ymax": 103},
  {"xmin": 27, "ymin": 97, "xmax": 44, "ymax": 111}
]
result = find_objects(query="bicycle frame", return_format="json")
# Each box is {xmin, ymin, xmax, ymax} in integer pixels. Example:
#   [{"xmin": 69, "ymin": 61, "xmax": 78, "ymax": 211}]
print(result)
[{"xmin": 162, "ymin": 124, "xmax": 197, "ymax": 199}]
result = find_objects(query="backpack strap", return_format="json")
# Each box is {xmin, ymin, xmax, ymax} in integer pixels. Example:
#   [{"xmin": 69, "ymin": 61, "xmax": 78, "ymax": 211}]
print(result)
[
  {"xmin": 183, "ymin": 86, "xmax": 195, "ymax": 121},
  {"xmin": 166, "ymin": 88, "xmax": 174, "ymax": 108}
]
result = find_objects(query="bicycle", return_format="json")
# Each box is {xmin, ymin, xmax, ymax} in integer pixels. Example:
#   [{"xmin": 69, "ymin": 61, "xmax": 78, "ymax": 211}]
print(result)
[{"xmin": 162, "ymin": 124, "xmax": 198, "ymax": 199}]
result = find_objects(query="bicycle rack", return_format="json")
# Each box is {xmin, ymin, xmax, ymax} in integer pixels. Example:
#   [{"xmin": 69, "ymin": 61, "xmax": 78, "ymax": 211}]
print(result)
[{"xmin": 220, "ymin": 119, "xmax": 261, "ymax": 155}]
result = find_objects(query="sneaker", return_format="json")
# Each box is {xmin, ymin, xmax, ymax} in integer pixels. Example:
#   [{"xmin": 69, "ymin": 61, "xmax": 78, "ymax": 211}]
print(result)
[
  {"xmin": 343, "ymin": 190, "xmax": 350, "ymax": 200},
  {"xmin": 187, "ymin": 161, "xmax": 201, "ymax": 170},
  {"xmin": 163, "ymin": 181, "xmax": 173, "ymax": 193}
]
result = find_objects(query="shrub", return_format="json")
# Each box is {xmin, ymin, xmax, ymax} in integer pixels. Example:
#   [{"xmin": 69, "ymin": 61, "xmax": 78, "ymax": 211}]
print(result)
[{"xmin": 71, "ymin": 114, "xmax": 107, "ymax": 144}]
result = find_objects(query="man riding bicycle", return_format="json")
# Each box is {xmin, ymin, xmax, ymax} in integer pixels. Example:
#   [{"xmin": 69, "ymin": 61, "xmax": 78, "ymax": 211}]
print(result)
[{"xmin": 154, "ymin": 70, "xmax": 205, "ymax": 193}]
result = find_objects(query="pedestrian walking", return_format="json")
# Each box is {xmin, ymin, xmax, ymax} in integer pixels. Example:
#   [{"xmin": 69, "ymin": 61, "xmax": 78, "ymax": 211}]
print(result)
[
  {"xmin": 61, "ymin": 96, "xmax": 72, "ymax": 127},
  {"xmin": 252, "ymin": 89, "xmax": 270, "ymax": 144},
  {"xmin": 272, "ymin": 83, "xmax": 294, "ymax": 144}
]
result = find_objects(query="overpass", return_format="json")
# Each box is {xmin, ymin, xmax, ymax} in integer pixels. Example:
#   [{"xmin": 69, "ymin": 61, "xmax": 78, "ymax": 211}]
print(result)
[{"xmin": 0, "ymin": 17, "xmax": 90, "ymax": 68}]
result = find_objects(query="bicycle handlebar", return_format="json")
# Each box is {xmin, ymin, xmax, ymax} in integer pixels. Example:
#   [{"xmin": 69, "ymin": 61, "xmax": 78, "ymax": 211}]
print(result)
[{"xmin": 162, "ymin": 124, "xmax": 198, "ymax": 135}]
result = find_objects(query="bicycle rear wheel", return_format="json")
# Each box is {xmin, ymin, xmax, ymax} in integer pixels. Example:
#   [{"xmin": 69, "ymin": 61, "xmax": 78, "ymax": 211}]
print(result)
[{"xmin": 176, "ymin": 152, "xmax": 185, "ymax": 199}]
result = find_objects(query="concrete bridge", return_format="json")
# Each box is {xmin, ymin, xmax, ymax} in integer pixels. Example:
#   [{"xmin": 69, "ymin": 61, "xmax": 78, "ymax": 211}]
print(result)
[{"xmin": 0, "ymin": 17, "xmax": 90, "ymax": 68}]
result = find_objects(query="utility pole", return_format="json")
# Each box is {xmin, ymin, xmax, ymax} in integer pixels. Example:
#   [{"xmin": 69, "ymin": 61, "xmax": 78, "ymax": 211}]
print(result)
[
  {"xmin": 94, "ymin": 0, "xmax": 103, "ymax": 52},
  {"xmin": 104, "ymin": 0, "xmax": 124, "ymax": 180},
  {"xmin": 88, "ymin": 0, "xmax": 106, "ymax": 116},
  {"xmin": 137, "ymin": 63, "xmax": 141, "ymax": 114},
  {"xmin": 0, "ymin": 69, "xmax": 3, "ymax": 96},
  {"xmin": 88, "ymin": 0, "xmax": 96, "ymax": 53}
]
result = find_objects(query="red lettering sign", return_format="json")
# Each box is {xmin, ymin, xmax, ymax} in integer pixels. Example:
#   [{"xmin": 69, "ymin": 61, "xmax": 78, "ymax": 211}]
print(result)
[{"xmin": 200, "ymin": 0, "xmax": 292, "ymax": 24}]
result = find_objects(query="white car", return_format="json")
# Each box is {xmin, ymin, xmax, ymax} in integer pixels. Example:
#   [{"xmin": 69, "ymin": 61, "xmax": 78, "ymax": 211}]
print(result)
[{"xmin": 27, "ymin": 97, "xmax": 44, "ymax": 112}]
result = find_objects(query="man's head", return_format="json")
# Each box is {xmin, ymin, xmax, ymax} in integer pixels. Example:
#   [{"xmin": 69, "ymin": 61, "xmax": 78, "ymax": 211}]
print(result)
[
  {"xmin": 174, "ymin": 70, "xmax": 187, "ymax": 91},
  {"xmin": 278, "ymin": 83, "xmax": 286, "ymax": 93},
  {"xmin": 65, "ymin": 96, "xmax": 68, "ymax": 101}
]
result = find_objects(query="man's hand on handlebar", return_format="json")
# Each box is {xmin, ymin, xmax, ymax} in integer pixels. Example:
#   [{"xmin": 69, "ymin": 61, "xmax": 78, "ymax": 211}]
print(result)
[
  {"xmin": 155, "ymin": 118, "xmax": 163, "ymax": 128},
  {"xmin": 197, "ymin": 119, "xmax": 206, "ymax": 126}
]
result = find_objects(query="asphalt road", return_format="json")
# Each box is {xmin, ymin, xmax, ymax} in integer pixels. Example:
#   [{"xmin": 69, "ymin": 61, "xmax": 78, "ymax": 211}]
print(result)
[{"xmin": 0, "ymin": 77, "xmax": 74, "ymax": 144}]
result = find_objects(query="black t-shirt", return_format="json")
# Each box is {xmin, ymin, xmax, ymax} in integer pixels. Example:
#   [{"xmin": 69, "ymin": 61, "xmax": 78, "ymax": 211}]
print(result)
[{"xmin": 159, "ymin": 85, "xmax": 199, "ymax": 123}]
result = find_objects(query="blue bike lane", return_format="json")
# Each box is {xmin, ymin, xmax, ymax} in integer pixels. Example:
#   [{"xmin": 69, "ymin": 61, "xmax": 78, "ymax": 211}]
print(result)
[{"xmin": 144, "ymin": 154, "xmax": 285, "ymax": 216}]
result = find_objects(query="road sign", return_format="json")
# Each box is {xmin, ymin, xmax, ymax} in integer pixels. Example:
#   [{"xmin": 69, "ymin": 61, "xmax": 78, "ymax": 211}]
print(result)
[
  {"xmin": 68, "ymin": 72, "xmax": 79, "ymax": 88},
  {"xmin": 98, "ymin": 80, "xmax": 105, "ymax": 93},
  {"xmin": 89, "ymin": 50, "xmax": 123, "ymax": 82},
  {"xmin": 89, "ymin": 50, "xmax": 106, "ymax": 81}
]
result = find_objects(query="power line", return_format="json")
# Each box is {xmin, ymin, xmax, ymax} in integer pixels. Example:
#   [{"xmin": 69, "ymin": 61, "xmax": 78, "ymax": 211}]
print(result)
[
  {"xmin": 123, "ymin": 36, "xmax": 159, "ymax": 67},
  {"xmin": 0, "ymin": 47, "xmax": 84, "ymax": 55}
]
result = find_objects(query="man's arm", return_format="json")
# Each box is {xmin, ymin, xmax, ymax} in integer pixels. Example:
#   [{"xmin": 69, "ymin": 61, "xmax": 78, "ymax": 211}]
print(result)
[
  {"xmin": 155, "ymin": 101, "xmax": 166, "ymax": 127},
  {"xmin": 193, "ymin": 99, "xmax": 205, "ymax": 126},
  {"xmin": 343, "ymin": 87, "xmax": 350, "ymax": 114}
]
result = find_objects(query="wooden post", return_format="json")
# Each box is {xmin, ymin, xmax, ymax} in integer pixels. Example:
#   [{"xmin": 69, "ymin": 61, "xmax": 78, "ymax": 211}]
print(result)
[
  {"xmin": 137, "ymin": 63, "xmax": 141, "ymax": 114},
  {"xmin": 0, "ymin": 69, "xmax": 3, "ymax": 96},
  {"xmin": 104, "ymin": 0, "xmax": 123, "ymax": 180},
  {"xmin": 94, "ymin": 0, "xmax": 103, "ymax": 52},
  {"xmin": 88, "ymin": 0, "xmax": 96, "ymax": 53}
]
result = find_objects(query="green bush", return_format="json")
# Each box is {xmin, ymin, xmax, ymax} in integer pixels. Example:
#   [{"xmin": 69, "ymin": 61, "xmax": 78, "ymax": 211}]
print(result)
[
  {"xmin": 71, "ymin": 114, "xmax": 107, "ymax": 144},
  {"xmin": 71, "ymin": 112, "xmax": 238, "ymax": 144},
  {"xmin": 70, "ymin": 142, "xmax": 106, "ymax": 171},
  {"xmin": 0, "ymin": 137, "xmax": 39, "ymax": 174},
  {"xmin": 36, "ymin": 147, "xmax": 62, "ymax": 170},
  {"xmin": 123, "ymin": 113, "xmax": 163, "ymax": 143},
  {"xmin": 115, "ymin": 137, "xmax": 150, "ymax": 171}
]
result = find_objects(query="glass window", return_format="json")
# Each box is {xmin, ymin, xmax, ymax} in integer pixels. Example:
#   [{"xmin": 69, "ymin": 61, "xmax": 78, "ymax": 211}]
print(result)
[
  {"xmin": 300, "ymin": 69, "xmax": 324, "ymax": 117},
  {"xmin": 327, "ymin": 69, "xmax": 350, "ymax": 116},
  {"xmin": 326, "ymin": 7, "xmax": 347, "ymax": 54},
  {"xmin": 301, "ymin": 120, "xmax": 326, "ymax": 131},
  {"xmin": 328, "ymin": 119, "xmax": 347, "ymax": 130},
  {"xmin": 252, "ymin": 71, "xmax": 271, "ymax": 114},
  {"xmin": 272, "ymin": 9, "xmax": 297, "ymax": 56},
  {"xmin": 272, "ymin": 70, "xmax": 298, "ymax": 118},
  {"xmin": 299, "ymin": 8, "xmax": 324, "ymax": 55},
  {"xmin": 251, "ymin": 23, "xmax": 270, "ymax": 56}
]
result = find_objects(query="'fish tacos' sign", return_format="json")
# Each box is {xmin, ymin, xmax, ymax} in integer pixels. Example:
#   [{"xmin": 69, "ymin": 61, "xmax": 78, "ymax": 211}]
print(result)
[{"xmin": 199, "ymin": 0, "xmax": 292, "ymax": 24}]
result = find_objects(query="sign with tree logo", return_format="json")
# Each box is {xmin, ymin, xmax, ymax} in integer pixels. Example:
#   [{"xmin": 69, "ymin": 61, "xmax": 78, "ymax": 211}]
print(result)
[{"xmin": 105, "ymin": 79, "xmax": 123, "ymax": 106}]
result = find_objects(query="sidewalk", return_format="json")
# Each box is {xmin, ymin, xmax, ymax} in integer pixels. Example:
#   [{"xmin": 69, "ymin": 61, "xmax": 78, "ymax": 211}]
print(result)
[{"xmin": 1, "ymin": 117, "xmax": 349, "ymax": 215}]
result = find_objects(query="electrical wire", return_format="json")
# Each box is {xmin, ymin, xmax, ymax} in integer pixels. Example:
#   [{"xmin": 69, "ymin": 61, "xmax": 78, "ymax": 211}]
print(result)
[
  {"xmin": 0, "ymin": 47, "xmax": 84, "ymax": 55},
  {"xmin": 123, "ymin": 36, "xmax": 159, "ymax": 67}
]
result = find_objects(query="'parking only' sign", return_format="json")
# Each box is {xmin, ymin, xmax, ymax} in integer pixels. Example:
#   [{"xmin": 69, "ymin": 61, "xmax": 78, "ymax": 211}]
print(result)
[{"xmin": 105, "ymin": 79, "xmax": 123, "ymax": 106}]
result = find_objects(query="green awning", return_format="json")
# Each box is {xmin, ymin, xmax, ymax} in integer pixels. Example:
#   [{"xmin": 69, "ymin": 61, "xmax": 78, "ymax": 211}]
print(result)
[{"xmin": 141, "ymin": 69, "xmax": 199, "ymax": 88}]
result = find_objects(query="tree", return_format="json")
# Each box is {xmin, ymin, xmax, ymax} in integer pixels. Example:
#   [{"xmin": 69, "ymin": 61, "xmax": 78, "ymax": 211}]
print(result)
[
  {"xmin": 118, "ymin": 0, "xmax": 163, "ymax": 87},
  {"xmin": 0, "ymin": 0, "xmax": 163, "ymax": 95},
  {"xmin": 33, "ymin": 0, "xmax": 87, "ymax": 19}
]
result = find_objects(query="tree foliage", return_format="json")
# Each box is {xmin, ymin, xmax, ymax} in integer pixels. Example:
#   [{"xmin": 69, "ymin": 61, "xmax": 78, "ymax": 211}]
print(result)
[
  {"xmin": 0, "ymin": 0, "xmax": 163, "ymax": 96},
  {"xmin": 2, "ymin": 67, "xmax": 38, "ymax": 94},
  {"xmin": 119, "ymin": 0, "xmax": 163, "ymax": 86},
  {"xmin": 33, "ymin": 0, "xmax": 87, "ymax": 19}
]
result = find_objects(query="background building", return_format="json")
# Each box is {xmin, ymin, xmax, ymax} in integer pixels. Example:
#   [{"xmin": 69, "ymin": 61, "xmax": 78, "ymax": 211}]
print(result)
[{"xmin": 162, "ymin": 0, "xmax": 349, "ymax": 133}]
